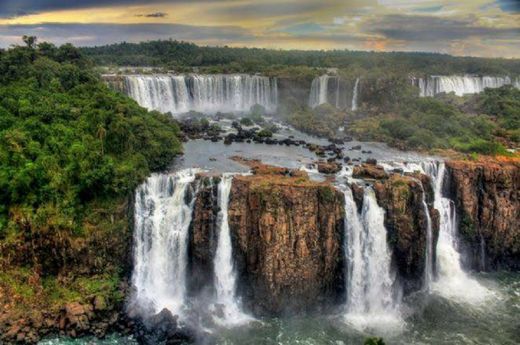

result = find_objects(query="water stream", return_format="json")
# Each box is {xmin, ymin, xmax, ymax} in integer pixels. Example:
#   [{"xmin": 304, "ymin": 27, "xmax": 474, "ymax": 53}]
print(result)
[{"xmin": 212, "ymin": 174, "xmax": 254, "ymax": 326}]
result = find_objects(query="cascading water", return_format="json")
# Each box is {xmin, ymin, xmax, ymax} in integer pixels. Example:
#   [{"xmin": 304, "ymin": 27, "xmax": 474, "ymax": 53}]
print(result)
[
  {"xmin": 422, "ymin": 162, "xmax": 493, "ymax": 304},
  {"xmin": 343, "ymin": 187, "xmax": 403, "ymax": 332},
  {"xmin": 420, "ymin": 186, "xmax": 434, "ymax": 291},
  {"xmin": 414, "ymin": 75, "xmax": 517, "ymax": 97},
  {"xmin": 351, "ymin": 78, "xmax": 360, "ymax": 111},
  {"xmin": 123, "ymin": 74, "xmax": 278, "ymax": 115},
  {"xmin": 212, "ymin": 174, "xmax": 253, "ymax": 326},
  {"xmin": 309, "ymin": 75, "xmax": 331, "ymax": 108},
  {"xmin": 132, "ymin": 169, "xmax": 200, "ymax": 316},
  {"xmin": 309, "ymin": 75, "xmax": 360, "ymax": 110}
]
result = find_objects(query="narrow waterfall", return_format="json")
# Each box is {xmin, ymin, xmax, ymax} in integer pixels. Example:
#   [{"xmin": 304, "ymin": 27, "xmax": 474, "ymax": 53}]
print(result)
[
  {"xmin": 123, "ymin": 74, "xmax": 278, "ymax": 115},
  {"xmin": 309, "ymin": 75, "xmax": 331, "ymax": 108},
  {"xmin": 420, "ymin": 187, "xmax": 434, "ymax": 291},
  {"xmin": 335, "ymin": 77, "xmax": 341, "ymax": 109},
  {"xmin": 343, "ymin": 187, "xmax": 403, "ymax": 331},
  {"xmin": 415, "ymin": 75, "xmax": 517, "ymax": 97},
  {"xmin": 422, "ymin": 162, "xmax": 492, "ymax": 304},
  {"xmin": 212, "ymin": 174, "xmax": 252, "ymax": 326},
  {"xmin": 132, "ymin": 169, "xmax": 200, "ymax": 316},
  {"xmin": 351, "ymin": 78, "xmax": 360, "ymax": 111}
]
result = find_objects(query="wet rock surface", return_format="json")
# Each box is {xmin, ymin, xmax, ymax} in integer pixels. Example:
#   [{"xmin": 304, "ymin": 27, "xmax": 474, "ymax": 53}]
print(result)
[
  {"xmin": 373, "ymin": 174, "xmax": 440, "ymax": 294},
  {"xmin": 225, "ymin": 160, "xmax": 345, "ymax": 315},
  {"xmin": 446, "ymin": 160, "xmax": 520, "ymax": 270}
]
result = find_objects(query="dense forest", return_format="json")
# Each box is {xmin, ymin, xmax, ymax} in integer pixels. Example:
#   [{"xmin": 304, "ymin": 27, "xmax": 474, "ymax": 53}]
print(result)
[
  {"xmin": 348, "ymin": 86, "xmax": 519, "ymax": 155},
  {"xmin": 0, "ymin": 37, "xmax": 182, "ymax": 320},
  {"xmin": 82, "ymin": 39, "xmax": 520, "ymax": 76},
  {"xmin": 278, "ymin": 79, "xmax": 519, "ymax": 155}
]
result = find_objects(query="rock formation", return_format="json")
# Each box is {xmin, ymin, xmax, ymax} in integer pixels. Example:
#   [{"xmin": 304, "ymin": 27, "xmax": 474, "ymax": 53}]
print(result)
[
  {"xmin": 225, "ymin": 160, "xmax": 345, "ymax": 315},
  {"xmin": 446, "ymin": 160, "xmax": 520, "ymax": 270},
  {"xmin": 373, "ymin": 173, "xmax": 440, "ymax": 294}
]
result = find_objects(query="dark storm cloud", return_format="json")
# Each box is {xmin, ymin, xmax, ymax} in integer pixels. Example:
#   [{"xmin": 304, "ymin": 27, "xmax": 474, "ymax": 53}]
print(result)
[
  {"xmin": 0, "ymin": 23, "xmax": 253, "ymax": 47},
  {"xmin": 496, "ymin": 0, "xmax": 520, "ymax": 13},
  {"xmin": 135, "ymin": 12, "xmax": 168, "ymax": 18},
  {"xmin": 0, "ymin": 0, "xmax": 230, "ymax": 18},
  {"xmin": 366, "ymin": 15, "xmax": 520, "ymax": 41}
]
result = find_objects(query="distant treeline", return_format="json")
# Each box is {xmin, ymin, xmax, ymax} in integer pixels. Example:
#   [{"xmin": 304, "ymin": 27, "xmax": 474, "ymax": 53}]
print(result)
[{"xmin": 82, "ymin": 39, "xmax": 520, "ymax": 76}]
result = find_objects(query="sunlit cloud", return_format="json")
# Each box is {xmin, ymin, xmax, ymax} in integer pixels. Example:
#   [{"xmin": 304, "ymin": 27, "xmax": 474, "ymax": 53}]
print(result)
[{"xmin": 0, "ymin": 0, "xmax": 518, "ymax": 57}]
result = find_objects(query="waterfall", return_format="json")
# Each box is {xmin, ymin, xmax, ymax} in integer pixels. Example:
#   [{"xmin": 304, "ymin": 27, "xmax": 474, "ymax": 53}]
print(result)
[
  {"xmin": 420, "ymin": 187, "xmax": 434, "ymax": 291},
  {"xmin": 351, "ymin": 78, "xmax": 360, "ymax": 111},
  {"xmin": 212, "ymin": 174, "xmax": 253, "ymax": 326},
  {"xmin": 343, "ymin": 187, "xmax": 403, "ymax": 332},
  {"xmin": 415, "ymin": 75, "xmax": 517, "ymax": 97},
  {"xmin": 123, "ymin": 74, "xmax": 278, "ymax": 115},
  {"xmin": 309, "ymin": 75, "xmax": 331, "ymax": 108},
  {"xmin": 132, "ymin": 169, "xmax": 200, "ymax": 316},
  {"xmin": 422, "ymin": 162, "xmax": 492, "ymax": 304},
  {"xmin": 309, "ymin": 75, "xmax": 360, "ymax": 110}
]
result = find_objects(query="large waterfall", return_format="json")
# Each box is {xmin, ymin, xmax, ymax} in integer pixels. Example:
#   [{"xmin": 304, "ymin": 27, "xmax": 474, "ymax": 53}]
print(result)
[
  {"xmin": 422, "ymin": 162, "xmax": 492, "ymax": 304},
  {"xmin": 308, "ymin": 75, "xmax": 360, "ymax": 110},
  {"xmin": 414, "ymin": 75, "xmax": 517, "ymax": 97},
  {"xmin": 308, "ymin": 75, "xmax": 331, "ymax": 108},
  {"xmin": 132, "ymin": 169, "xmax": 200, "ymax": 316},
  {"xmin": 343, "ymin": 187, "xmax": 403, "ymax": 331},
  {"xmin": 123, "ymin": 74, "xmax": 278, "ymax": 115},
  {"xmin": 212, "ymin": 174, "xmax": 253, "ymax": 326}
]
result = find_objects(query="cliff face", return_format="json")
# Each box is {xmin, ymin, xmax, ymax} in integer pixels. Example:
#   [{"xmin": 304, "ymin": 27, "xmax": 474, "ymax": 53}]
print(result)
[
  {"xmin": 373, "ymin": 173, "xmax": 440, "ymax": 294},
  {"xmin": 225, "ymin": 161, "xmax": 345, "ymax": 315},
  {"xmin": 188, "ymin": 177, "xmax": 219, "ymax": 296},
  {"xmin": 446, "ymin": 160, "xmax": 520, "ymax": 270},
  {"xmin": 0, "ymin": 197, "xmax": 134, "ymax": 344}
]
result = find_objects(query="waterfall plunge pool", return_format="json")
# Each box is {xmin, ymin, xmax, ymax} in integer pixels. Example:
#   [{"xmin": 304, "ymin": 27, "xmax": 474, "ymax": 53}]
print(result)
[
  {"xmin": 40, "ymin": 272, "xmax": 520, "ymax": 344},
  {"xmin": 41, "ymin": 122, "xmax": 517, "ymax": 345}
]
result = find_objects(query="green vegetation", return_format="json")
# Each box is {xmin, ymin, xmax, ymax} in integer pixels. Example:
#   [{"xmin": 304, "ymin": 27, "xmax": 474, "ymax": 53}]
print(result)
[
  {"xmin": 0, "ymin": 37, "xmax": 181, "ymax": 236},
  {"xmin": 0, "ymin": 37, "xmax": 181, "ymax": 317},
  {"xmin": 283, "ymin": 103, "xmax": 345, "ymax": 138},
  {"xmin": 348, "ymin": 86, "xmax": 518, "ymax": 155},
  {"xmin": 364, "ymin": 337, "xmax": 385, "ymax": 345},
  {"xmin": 478, "ymin": 86, "xmax": 520, "ymax": 142},
  {"xmin": 240, "ymin": 117, "xmax": 254, "ymax": 126},
  {"xmin": 257, "ymin": 129, "xmax": 274, "ymax": 138},
  {"xmin": 83, "ymin": 39, "xmax": 520, "ymax": 76}
]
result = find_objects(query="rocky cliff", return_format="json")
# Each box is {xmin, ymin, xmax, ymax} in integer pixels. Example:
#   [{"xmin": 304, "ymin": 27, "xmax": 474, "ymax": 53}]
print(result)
[
  {"xmin": 446, "ymin": 160, "xmax": 520, "ymax": 270},
  {"xmin": 373, "ymin": 173, "xmax": 440, "ymax": 294},
  {"xmin": 221, "ymin": 160, "xmax": 345, "ymax": 315},
  {"xmin": 0, "ymin": 197, "xmax": 135, "ymax": 344}
]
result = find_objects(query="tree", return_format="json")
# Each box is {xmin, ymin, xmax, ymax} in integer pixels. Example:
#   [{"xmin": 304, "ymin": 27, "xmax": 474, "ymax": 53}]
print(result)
[{"xmin": 22, "ymin": 35, "xmax": 37, "ymax": 48}]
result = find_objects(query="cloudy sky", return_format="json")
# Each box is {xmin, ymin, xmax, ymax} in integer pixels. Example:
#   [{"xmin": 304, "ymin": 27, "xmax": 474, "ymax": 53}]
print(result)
[{"xmin": 0, "ymin": 0, "xmax": 519, "ymax": 57}]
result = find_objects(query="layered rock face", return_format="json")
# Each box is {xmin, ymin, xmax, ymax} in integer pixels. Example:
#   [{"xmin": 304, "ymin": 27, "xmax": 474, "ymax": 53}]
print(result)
[
  {"xmin": 373, "ymin": 173, "xmax": 440, "ymax": 294},
  {"xmin": 446, "ymin": 160, "xmax": 520, "ymax": 270},
  {"xmin": 188, "ymin": 177, "xmax": 219, "ymax": 296},
  {"xmin": 220, "ymin": 161, "xmax": 345, "ymax": 315}
]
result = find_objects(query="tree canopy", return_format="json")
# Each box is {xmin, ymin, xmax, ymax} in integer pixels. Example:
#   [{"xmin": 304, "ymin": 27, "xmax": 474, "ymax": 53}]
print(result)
[{"xmin": 0, "ymin": 37, "xmax": 182, "ymax": 236}]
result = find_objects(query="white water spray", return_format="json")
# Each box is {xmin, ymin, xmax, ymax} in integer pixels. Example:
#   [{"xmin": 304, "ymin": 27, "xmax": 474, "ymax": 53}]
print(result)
[
  {"xmin": 415, "ymin": 75, "xmax": 517, "ymax": 97},
  {"xmin": 343, "ymin": 187, "xmax": 403, "ymax": 332},
  {"xmin": 421, "ymin": 188, "xmax": 434, "ymax": 291},
  {"xmin": 351, "ymin": 78, "xmax": 360, "ymax": 111},
  {"xmin": 124, "ymin": 74, "xmax": 277, "ymax": 115},
  {"xmin": 422, "ymin": 162, "xmax": 493, "ymax": 304},
  {"xmin": 212, "ymin": 174, "xmax": 253, "ymax": 326},
  {"xmin": 309, "ymin": 75, "xmax": 331, "ymax": 108},
  {"xmin": 132, "ymin": 169, "xmax": 200, "ymax": 316}
]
